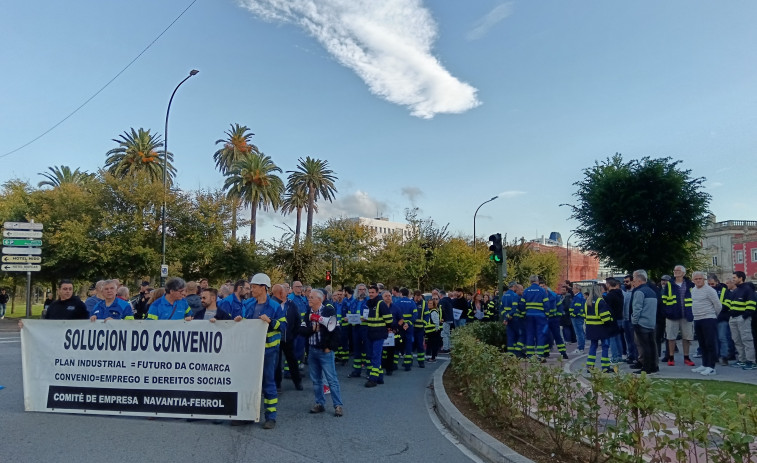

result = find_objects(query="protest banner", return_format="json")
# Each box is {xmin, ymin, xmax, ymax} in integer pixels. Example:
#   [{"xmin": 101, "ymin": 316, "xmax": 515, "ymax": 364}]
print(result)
[{"xmin": 21, "ymin": 319, "xmax": 267, "ymax": 421}]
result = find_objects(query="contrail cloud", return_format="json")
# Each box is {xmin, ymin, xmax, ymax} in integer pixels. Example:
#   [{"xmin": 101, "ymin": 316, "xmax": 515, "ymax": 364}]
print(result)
[{"xmin": 240, "ymin": 0, "xmax": 481, "ymax": 118}]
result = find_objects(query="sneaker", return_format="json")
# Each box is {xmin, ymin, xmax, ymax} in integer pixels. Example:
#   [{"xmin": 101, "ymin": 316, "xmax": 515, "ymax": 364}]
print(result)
[
  {"xmin": 262, "ymin": 419, "xmax": 276, "ymax": 429},
  {"xmin": 684, "ymin": 358, "xmax": 695, "ymax": 367},
  {"xmin": 700, "ymin": 367, "xmax": 716, "ymax": 376},
  {"xmin": 667, "ymin": 360, "xmax": 675, "ymax": 366},
  {"xmin": 693, "ymin": 353, "xmax": 702, "ymax": 358},
  {"xmin": 310, "ymin": 404, "xmax": 325, "ymax": 413},
  {"xmin": 691, "ymin": 366, "xmax": 706, "ymax": 373},
  {"xmin": 731, "ymin": 361, "xmax": 746, "ymax": 368},
  {"xmin": 742, "ymin": 362, "xmax": 757, "ymax": 371},
  {"xmin": 570, "ymin": 349, "xmax": 585, "ymax": 355},
  {"xmin": 348, "ymin": 370, "xmax": 362, "ymax": 378},
  {"xmin": 364, "ymin": 380, "xmax": 377, "ymax": 388},
  {"xmin": 334, "ymin": 406, "xmax": 343, "ymax": 417},
  {"xmin": 323, "ymin": 385, "xmax": 331, "ymax": 395},
  {"xmin": 427, "ymin": 358, "xmax": 437, "ymax": 363}
]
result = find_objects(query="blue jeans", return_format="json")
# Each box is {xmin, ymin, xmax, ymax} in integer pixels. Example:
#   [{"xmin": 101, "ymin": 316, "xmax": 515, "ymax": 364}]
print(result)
[
  {"xmin": 609, "ymin": 321, "xmax": 624, "ymax": 361},
  {"xmin": 0, "ymin": 303, "xmax": 5, "ymax": 318},
  {"xmin": 308, "ymin": 347, "xmax": 343, "ymax": 408},
  {"xmin": 716, "ymin": 320, "xmax": 735, "ymax": 359},
  {"xmin": 571, "ymin": 317, "xmax": 585, "ymax": 351},
  {"xmin": 455, "ymin": 318, "xmax": 467, "ymax": 328},
  {"xmin": 622, "ymin": 320, "xmax": 638, "ymax": 361}
]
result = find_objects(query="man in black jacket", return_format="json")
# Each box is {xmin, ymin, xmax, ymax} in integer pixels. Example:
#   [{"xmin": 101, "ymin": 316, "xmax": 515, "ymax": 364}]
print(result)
[
  {"xmin": 299, "ymin": 289, "xmax": 343, "ymax": 416},
  {"xmin": 44, "ymin": 279, "xmax": 89, "ymax": 320},
  {"xmin": 439, "ymin": 290, "xmax": 454, "ymax": 353},
  {"xmin": 604, "ymin": 278, "xmax": 625, "ymax": 363},
  {"xmin": 273, "ymin": 284, "xmax": 303, "ymax": 391}
]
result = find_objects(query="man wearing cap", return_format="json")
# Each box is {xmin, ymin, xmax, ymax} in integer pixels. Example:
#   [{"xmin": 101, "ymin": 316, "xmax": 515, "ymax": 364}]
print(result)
[{"xmin": 235, "ymin": 273, "xmax": 287, "ymax": 429}]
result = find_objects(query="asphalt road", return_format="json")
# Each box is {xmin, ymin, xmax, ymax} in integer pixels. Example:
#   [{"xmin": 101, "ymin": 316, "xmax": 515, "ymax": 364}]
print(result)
[{"xmin": 0, "ymin": 325, "xmax": 477, "ymax": 463}]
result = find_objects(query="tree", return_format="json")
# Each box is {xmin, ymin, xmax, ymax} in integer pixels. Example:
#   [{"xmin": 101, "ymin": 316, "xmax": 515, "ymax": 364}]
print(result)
[
  {"xmin": 105, "ymin": 128, "xmax": 175, "ymax": 184},
  {"xmin": 213, "ymin": 123, "xmax": 260, "ymax": 241},
  {"xmin": 566, "ymin": 154, "xmax": 711, "ymax": 276},
  {"xmin": 37, "ymin": 166, "xmax": 94, "ymax": 188},
  {"xmin": 287, "ymin": 157, "xmax": 337, "ymax": 242},
  {"xmin": 281, "ymin": 183, "xmax": 312, "ymax": 246},
  {"xmin": 223, "ymin": 152, "xmax": 284, "ymax": 244}
]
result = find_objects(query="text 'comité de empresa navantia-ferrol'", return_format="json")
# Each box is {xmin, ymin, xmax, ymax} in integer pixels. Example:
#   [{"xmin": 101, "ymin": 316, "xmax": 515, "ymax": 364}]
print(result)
[{"xmin": 62, "ymin": 328, "xmax": 223, "ymax": 353}]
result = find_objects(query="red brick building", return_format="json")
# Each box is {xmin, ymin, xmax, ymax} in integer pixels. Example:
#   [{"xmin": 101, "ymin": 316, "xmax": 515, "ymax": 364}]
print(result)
[
  {"xmin": 529, "ymin": 241, "xmax": 600, "ymax": 283},
  {"xmin": 732, "ymin": 234, "xmax": 757, "ymax": 280}
]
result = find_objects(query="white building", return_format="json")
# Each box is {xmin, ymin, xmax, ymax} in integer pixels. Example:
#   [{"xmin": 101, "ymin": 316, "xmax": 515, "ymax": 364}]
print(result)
[{"xmin": 348, "ymin": 217, "xmax": 412, "ymax": 241}]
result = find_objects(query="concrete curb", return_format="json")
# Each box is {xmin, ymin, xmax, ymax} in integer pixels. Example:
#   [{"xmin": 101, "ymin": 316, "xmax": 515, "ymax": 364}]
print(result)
[{"xmin": 431, "ymin": 362, "xmax": 535, "ymax": 463}]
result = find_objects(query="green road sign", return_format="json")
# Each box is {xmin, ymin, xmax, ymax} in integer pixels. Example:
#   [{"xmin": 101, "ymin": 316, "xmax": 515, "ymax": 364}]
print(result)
[{"xmin": 2, "ymin": 239, "xmax": 42, "ymax": 246}]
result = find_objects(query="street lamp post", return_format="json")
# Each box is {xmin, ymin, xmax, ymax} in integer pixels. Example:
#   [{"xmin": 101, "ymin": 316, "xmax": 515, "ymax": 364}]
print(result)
[
  {"xmin": 566, "ymin": 231, "xmax": 577, "ymax": 283},
  {"xmin": 473, "ymin": 194, "xmax": 501, "ymax": 293},
  {"xmin": 161, "ymin": 69, "xmax": 199, "ymax": 287}
]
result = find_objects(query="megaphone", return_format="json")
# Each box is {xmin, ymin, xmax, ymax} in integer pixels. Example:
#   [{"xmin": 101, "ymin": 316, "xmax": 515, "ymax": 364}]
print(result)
[
  {"xmin": 319, "ymin": 316, "xmax": 337, "ymax": 332},
  {"xmin": 310, "ymin": 313, "xmax": 337, "ymax": 331}
]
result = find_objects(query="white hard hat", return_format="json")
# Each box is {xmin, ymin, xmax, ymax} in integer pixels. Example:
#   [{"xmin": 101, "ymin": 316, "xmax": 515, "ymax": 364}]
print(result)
[{"xmin": 249, "ymin": 273, "xmax": 271, "ymax": 288}]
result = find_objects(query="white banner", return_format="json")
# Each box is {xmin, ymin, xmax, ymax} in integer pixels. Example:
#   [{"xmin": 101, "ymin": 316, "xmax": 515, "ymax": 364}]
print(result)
[{"xmin": 21, "ymin": 319, "xmax": 267, "ymax": 421}]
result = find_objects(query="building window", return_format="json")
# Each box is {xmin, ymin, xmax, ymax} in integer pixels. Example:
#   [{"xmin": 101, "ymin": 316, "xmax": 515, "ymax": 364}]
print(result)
[
  {"xmin": 752, "ymin": 249, "xmax": 757, "ymax": 263},
  {"xmin": 736, "ymin": 250, "xmax": 744, "ymax": 263},
  {"xmin": 712, "ymin": 256, "xmax": 718, "ymax": 267}
]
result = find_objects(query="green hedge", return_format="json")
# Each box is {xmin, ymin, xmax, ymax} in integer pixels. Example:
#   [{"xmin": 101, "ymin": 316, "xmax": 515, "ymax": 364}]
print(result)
[{"xmin": 449, "ymin": 325, "xmax": 757, "ymax": 463}]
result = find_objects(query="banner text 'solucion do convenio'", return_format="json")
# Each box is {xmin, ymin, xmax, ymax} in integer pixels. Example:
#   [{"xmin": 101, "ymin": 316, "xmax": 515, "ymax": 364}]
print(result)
[{"xmin": 21, "ymin": 319, "xmax": 267, "ymax": 420}]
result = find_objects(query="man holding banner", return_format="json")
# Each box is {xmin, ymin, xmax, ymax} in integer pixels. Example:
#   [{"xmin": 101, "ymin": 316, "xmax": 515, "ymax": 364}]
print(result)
[
  {"xmin": 146, "ymin": 278, "xmax": 193, "ymax": 321},
  {"xmin": 236, "ymin": 273, "xmax": 286, "ymax": 429}
]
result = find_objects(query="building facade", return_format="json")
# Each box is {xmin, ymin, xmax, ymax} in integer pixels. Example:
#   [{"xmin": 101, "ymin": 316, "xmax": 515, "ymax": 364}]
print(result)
[
  {"xmin": 348, "ymin": 217, "xmax": 412, "ymax": 241},
  {"xmin": 700, "ymin": 218, "xmax": 757, "ymax": 282}
]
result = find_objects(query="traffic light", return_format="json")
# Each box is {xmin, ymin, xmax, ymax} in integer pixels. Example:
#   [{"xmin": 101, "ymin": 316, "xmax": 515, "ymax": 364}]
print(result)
[
  {"xmin": 326, "ymin": 270, "xmax": 331, "ymax": 283},
  {"xmin": 488, "ymin": 233, "xmax": 503, "ymax": 263}
]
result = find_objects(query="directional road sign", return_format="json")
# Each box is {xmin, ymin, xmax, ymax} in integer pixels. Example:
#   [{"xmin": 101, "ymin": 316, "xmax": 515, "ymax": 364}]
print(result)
[
  {"xmin": 2, "ymin": 247, "xmax": 42, "ymax": 255},
  {"xmin": 2, "ymin": 255, "xmax": 42, "ymax": 263},
  {"xmin": 3, "ymin": 239, "xmax": 42, "ymax": 246},
  {"xmin": 1, "ymin": 264, "xmax": 41, "ymax": 272},
  {"xmin": 3, "ymin": 230, "xmax": 43, "ymax": 238},
  {"xmin": 3, "ymin": 222, "xmax": 43, "ymax": 230}
]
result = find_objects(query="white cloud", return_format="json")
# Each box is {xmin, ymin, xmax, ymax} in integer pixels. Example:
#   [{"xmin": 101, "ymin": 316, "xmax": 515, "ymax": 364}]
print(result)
[
  {"xmin": 706, "ymin": 181, "xmax": 723, "ymax": 189},
  {"xmin": 240, "ymin": 0, "xmax": 480, "ymax": 118},
  {"xmin": 467, "ymin": 2, "xmax": 514, "ymax": 41},
  {"xmin": 316, "ymin": 190, "xmax": 389, "ymax": 219},
  {"xmin": 496, "ymin": 190, "xmax": 526, "ymax": 198}
]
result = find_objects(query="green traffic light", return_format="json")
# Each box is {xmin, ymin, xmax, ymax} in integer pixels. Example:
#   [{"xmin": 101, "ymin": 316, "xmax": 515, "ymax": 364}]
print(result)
[{"xmin": 494, "ymin": 255, "xmax": 502, "ymax": 263}]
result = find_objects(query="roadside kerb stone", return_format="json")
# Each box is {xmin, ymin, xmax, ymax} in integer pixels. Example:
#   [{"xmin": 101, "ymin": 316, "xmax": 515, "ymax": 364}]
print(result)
[{"xmin": 432, "ymin": 362, "xmax": 535, "ymax": 463}]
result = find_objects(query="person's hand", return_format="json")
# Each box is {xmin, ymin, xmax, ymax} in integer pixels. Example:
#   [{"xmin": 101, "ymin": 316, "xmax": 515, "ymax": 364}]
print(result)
[
  {"xmin": 233, "ymin": 316, "xmax": 243, "ymax": 322},
  {"xmin": 403, "ymin": 323, "xmax": 409, "ymax": 331},
  {"xmin": 184, "ymin": 316, "xmax": 193, "ymax": 321},
  {"xmin": 209, "ymin": 318, "xmax": 216, "ymax": 323},
  {"xmin": 324, "ymin": 348, "xmax": 330, "ymax": 353},
  {"xmin": 259, "ymin": 314, "xmax": 271, "ymax": 324},
  {"xmin": 90, "ymin": 316, "xmax": 97, "ymax": 322},
  {"xmin": 105, "ymin": 317, "xmax": 113, "ymax": 322}
]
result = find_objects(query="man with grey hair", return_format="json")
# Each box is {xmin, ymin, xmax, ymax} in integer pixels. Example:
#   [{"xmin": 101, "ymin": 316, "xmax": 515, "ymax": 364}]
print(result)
[
  {"xmin": 631, "ymin": 270, "xmax": 659, "ymax": 374},
  {"xmin": 85, "ymin": 280, "xmax": 106, "ymax": 315},
  {"xmin": 690, "ymin": 271, "xmax": 721, "ymax": 375},
  {"xmin": 663, "ymin": 265, "xmax": 695, "ymax": 366},
  {"xmin": 147, "ymin": 277, "xmax": 192, "ymax": 320}
]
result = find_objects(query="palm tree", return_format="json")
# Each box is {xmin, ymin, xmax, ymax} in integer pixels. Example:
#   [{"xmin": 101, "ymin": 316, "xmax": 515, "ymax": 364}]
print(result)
[
  {"xmin": 105, "ymin": 128, "xmax": 175, "ymax": 184},
  {"xmin": 287, "ymin": 157, "xmax": 337, "ymax": 242},
  {"xmin": 38, "ymin": 166, "xmax": 94, "ymax": 188},
  {"xmin": 281, "ymin": 183, "xmax": 316, "ymax": 246},
  {"xmin": 214, "ymin": 124, "xmax": 260, "ymax": 240},
  {"xmin": 223, "ymin": 152, "xmax": 284, "ymax": 244}
]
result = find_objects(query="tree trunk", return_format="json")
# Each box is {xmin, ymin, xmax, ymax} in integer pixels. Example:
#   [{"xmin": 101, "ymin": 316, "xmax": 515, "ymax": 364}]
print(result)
[
  {"xmin": 231, "ymin": 196, "xmax": 238, "ymax": 241},
  {"xmin": 295, "ymin": 206, "xmax": 303, "ymax": 245},
  {"xmin": 305, "ymin": 187, "xmax": 315, "ymax": 242},
  {"xmin": 250, "ymin": 203, "xmax": 257, "ymax": 245}
]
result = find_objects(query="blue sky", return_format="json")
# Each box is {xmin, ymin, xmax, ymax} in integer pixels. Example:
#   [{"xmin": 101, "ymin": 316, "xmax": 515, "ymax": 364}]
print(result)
[{"xmin": 2, "ymin": 1, "xmax": 755, "ymax": 245}]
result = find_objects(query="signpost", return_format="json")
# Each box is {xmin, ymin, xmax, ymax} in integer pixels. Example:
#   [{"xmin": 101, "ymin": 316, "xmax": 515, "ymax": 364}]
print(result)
[{"xmin": 1, "ymin": 222, "xmax": 43, "ymax": 317}]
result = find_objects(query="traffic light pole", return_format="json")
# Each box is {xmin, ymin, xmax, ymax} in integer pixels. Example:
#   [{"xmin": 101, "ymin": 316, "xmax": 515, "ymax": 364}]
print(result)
[{"xmin": 497, "ymin": 247, "xmax": 506, "ymax": 321}]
